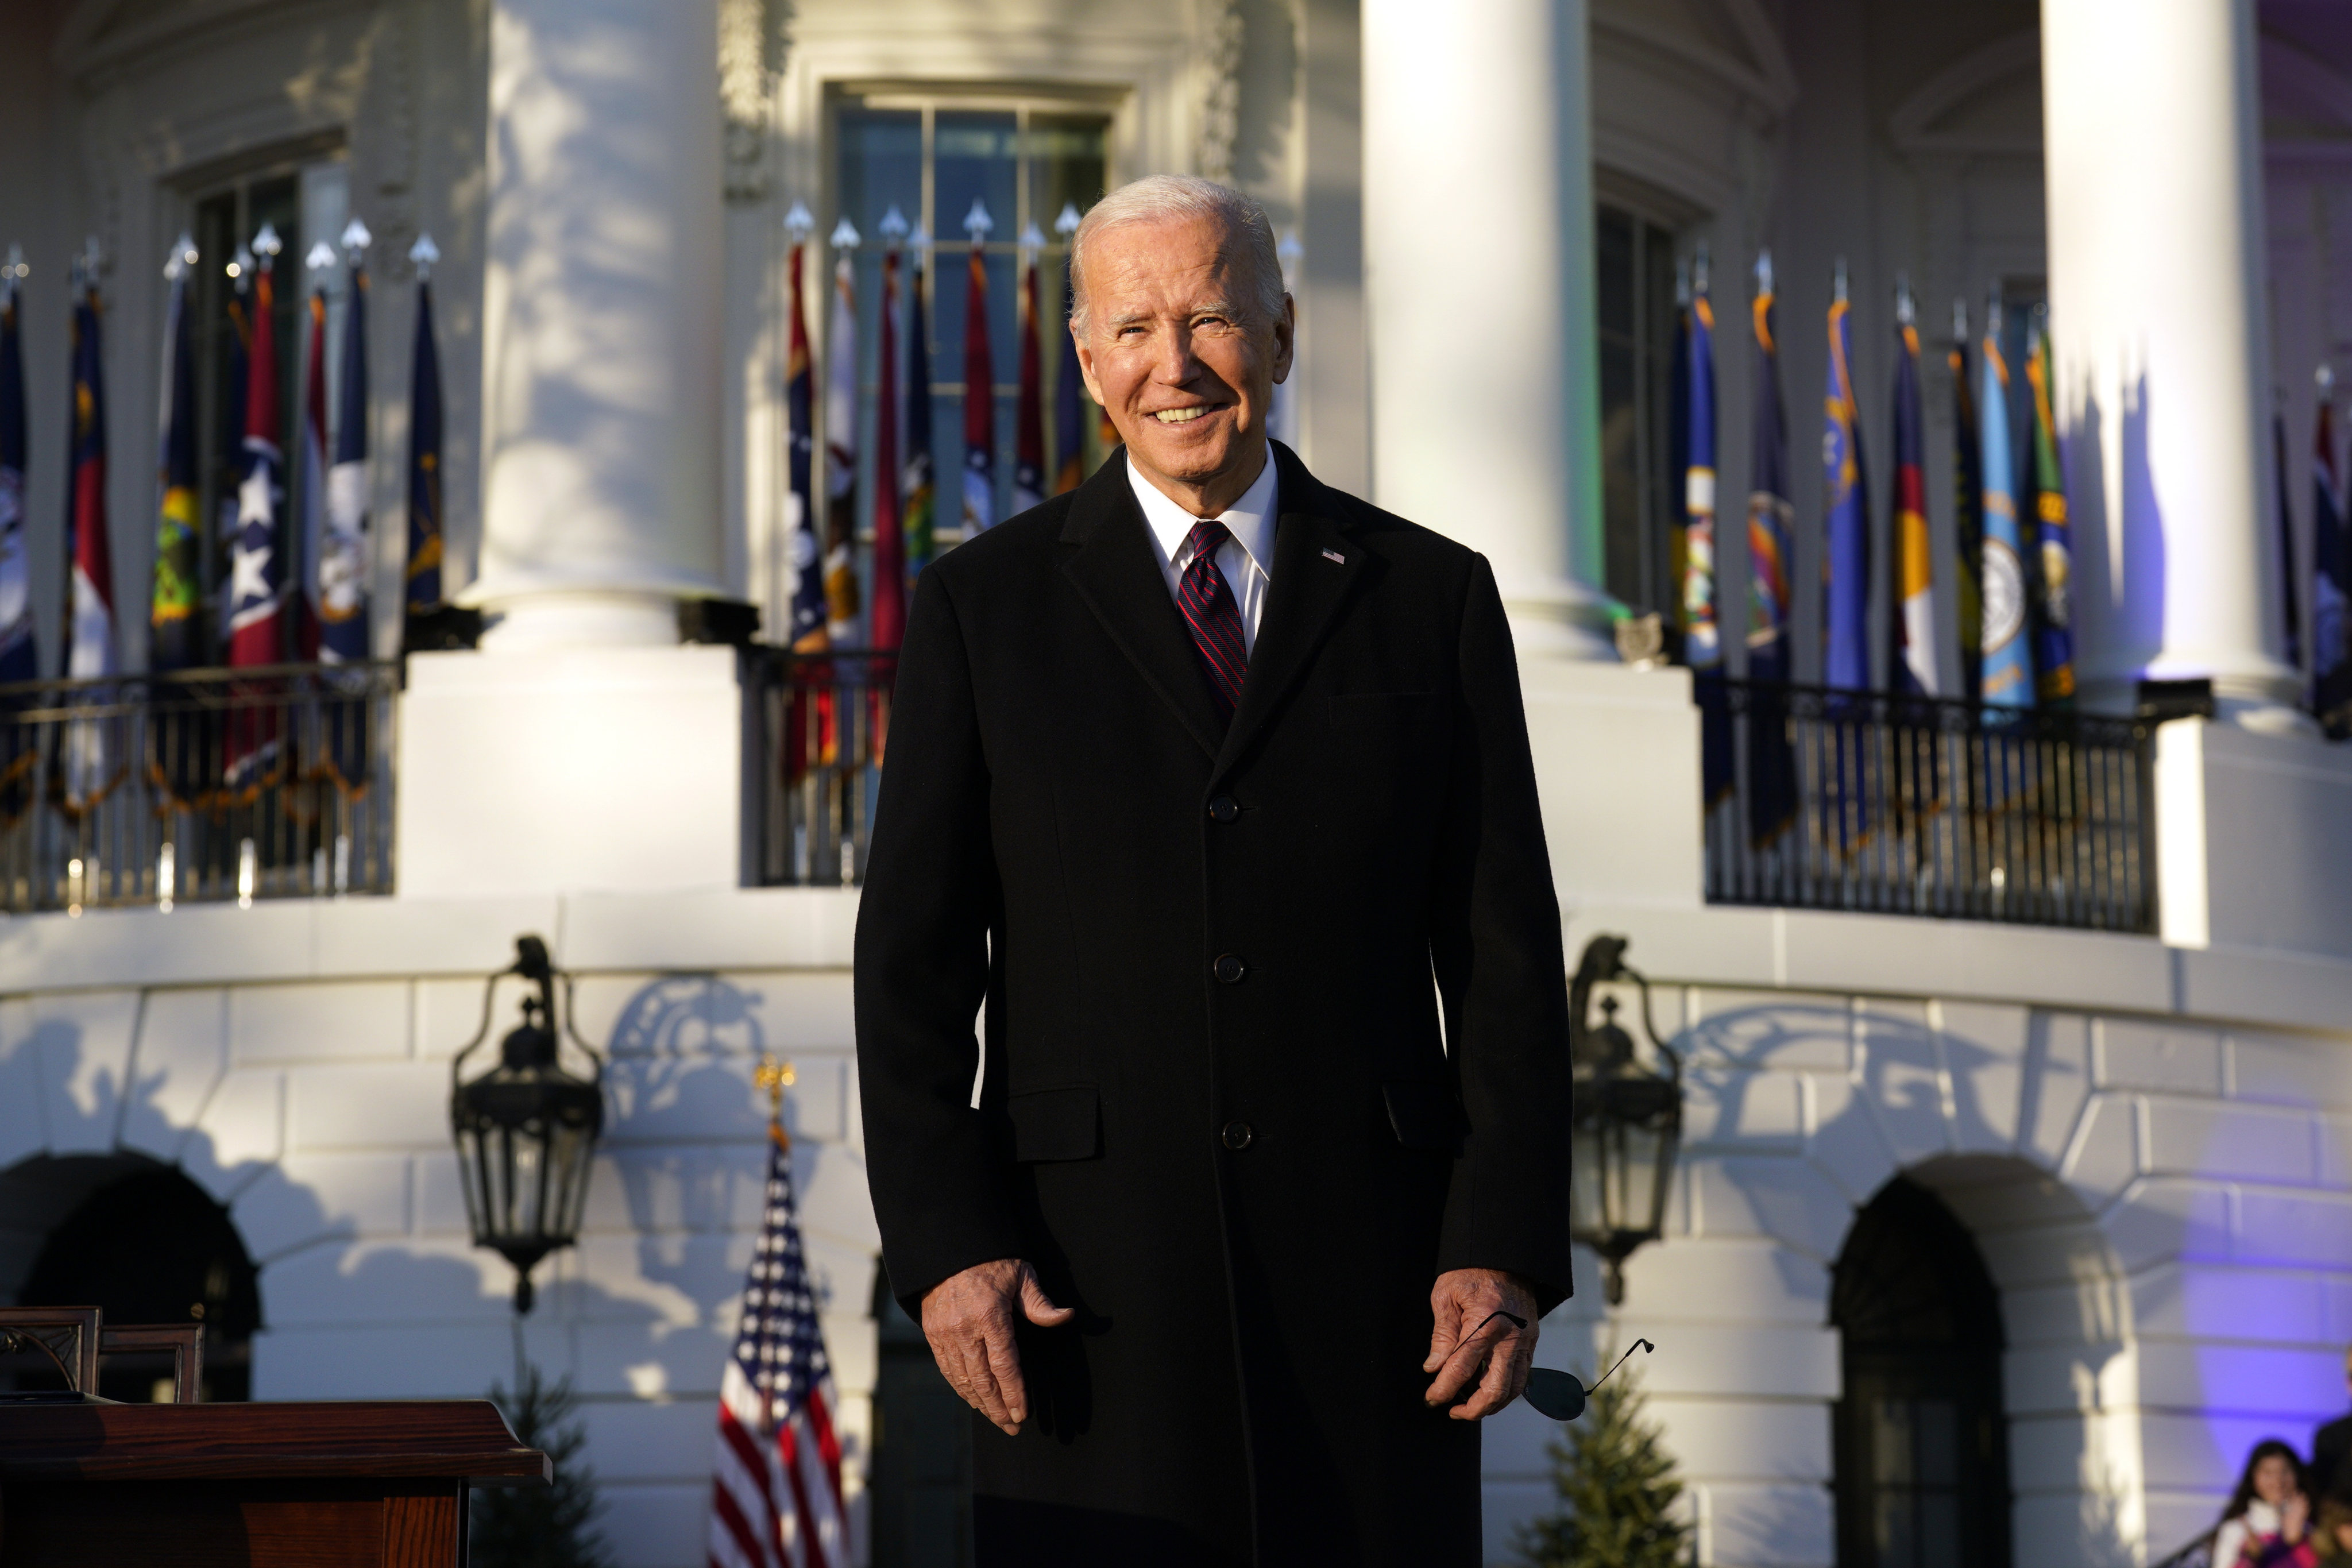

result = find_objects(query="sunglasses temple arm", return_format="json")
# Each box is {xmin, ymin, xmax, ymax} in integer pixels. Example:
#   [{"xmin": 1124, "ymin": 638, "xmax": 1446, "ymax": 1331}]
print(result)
[{"xmin": 1583, "ymin": 1337, "xmax": 1656, "ymax": 1396}]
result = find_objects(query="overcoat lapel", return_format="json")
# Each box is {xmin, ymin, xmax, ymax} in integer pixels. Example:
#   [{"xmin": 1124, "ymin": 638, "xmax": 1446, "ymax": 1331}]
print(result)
[
  {"xmin": 1059, "ymin": 453, "xmax": 1225, "ymax": 760},
  {"xmin": 1215, "ymin": 443, "xmax": 1364, "ymax": 777}
]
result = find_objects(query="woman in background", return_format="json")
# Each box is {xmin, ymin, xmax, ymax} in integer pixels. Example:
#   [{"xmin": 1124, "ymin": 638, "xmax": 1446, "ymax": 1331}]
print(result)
[{"xmin": 2217, "ymin": 1439, "xmax": 2317, "ymax": 1568}]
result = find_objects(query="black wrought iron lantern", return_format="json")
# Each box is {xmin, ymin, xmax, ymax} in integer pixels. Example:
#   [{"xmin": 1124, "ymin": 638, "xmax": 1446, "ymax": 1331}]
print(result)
[
  {"xmin": 450, "ymin": 936, "xmax": 605, "ymax": 1314},
  {"xmin": 1569, "ymin": 934, "xmax": 1683, "ymax": 1304}
]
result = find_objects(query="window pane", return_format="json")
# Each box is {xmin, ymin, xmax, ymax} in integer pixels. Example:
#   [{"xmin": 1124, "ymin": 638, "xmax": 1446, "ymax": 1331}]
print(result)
[
  {"xmin": 1026, "ymin": 114, "xmax": 1109, "ymax": 231},
  {"xmin": 840, "ymin": 107, "xmax": 922, "ymax": 241},
  {"xmin": 931, "ymin": 111, "xmax": 1017, "ymax": 522}
]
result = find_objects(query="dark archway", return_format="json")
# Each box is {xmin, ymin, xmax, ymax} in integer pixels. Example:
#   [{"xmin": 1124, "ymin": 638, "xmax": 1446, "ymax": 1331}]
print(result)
[
  {"xmin": 1833, "ymin": 1176, "xmax": 2013, "ymax": 1568},
  {"xmin": 3, "ymin": 1154, "xmax": 261, "ymax": 1402}
]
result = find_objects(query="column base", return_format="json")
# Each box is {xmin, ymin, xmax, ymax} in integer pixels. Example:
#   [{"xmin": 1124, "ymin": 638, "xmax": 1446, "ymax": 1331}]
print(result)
[
  {"xmin": 1518, "ymin": 658, "xmax": 1704, "ymax": 909},
  {"xmin": 1502, "ymin": 576, "xmax": 1622, "ymax": 663},
  {"xmin": 396, "ymin": 644, "xmax": 744, "ymax": 898},
  {"xmin": 2079, "ymin": 670, "xmax": 2318, "ymax": 739},
  {"xmin": 461, "ymin": 581, "xmax": 716, "ymax": 652}
]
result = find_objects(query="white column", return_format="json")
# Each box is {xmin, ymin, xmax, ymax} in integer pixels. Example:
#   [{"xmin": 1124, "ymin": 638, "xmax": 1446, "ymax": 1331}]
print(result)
[
  {"xmin": 2044, "ymin": 0, "xmax": 2304, "ymax": 730},
  {"xmin": 467, "ymin": 0, "xmax": 725, "ymax": 650},
  {"xmin": 1361, "ymin": 0, "xmax": 1615, "ymax": 661}
]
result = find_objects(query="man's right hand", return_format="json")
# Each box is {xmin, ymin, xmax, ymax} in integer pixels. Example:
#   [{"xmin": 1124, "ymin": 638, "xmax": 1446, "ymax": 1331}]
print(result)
[{"xmin": 919, "ymin": 1258, "xmax": 1075, "ymax": 1435}]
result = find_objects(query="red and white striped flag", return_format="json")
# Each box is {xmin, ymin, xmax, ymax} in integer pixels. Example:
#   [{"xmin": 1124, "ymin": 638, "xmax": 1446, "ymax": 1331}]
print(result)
[{"xmin": 708, "ymin": 1122, "xmax": 848, "ymax": 1568}]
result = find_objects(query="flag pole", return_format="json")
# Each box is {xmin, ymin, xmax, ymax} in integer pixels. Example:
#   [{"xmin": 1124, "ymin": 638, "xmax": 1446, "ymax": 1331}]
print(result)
[{"xmin": 755, "ymin": 1055, "xmax": 796, "ymax": 1147}]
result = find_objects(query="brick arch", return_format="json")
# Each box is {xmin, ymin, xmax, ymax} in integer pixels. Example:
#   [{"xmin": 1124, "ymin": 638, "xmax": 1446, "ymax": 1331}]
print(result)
[{"xmin": 1895, "ymin": 1154, "xmax": 2144, "ymax": 1568}]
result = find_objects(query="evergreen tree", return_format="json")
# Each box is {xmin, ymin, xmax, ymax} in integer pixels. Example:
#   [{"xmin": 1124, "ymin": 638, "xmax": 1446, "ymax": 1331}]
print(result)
[
  {"xmin": 472, "ymin": 1361, "xmax": 612, "ymax": 1568},
  {"xmin": 1512, "ymin": 1372, "xmax": 1692, "ymax": 1568}
]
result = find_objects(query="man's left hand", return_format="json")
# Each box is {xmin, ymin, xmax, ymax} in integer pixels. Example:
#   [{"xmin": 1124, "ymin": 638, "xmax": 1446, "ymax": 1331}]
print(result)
[{"xmin": 1422, "ymin": 1269, "xmax": 1538, "ymax": 1420}]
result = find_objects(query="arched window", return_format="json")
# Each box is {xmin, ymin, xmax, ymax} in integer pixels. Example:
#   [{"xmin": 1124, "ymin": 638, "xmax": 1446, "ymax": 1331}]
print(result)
[
  {"xmin": 1, "ymin": 1154, "xmax": 261, "ymax": 1403},
  {"xmin": 1832, "ymin": 1176, "xmax": 2013, "ymax": 1568}
]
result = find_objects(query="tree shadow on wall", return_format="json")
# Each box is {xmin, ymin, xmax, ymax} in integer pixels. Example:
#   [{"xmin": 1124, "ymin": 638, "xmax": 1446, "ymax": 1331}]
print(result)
[{"xmin": 597, "ymin": 974, "xmax": 852, "ymax": 1345}]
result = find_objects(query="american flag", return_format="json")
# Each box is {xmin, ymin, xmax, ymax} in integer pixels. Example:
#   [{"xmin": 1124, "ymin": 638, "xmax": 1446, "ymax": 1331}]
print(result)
[{"xmin": 708, "ymin": 1126, "xmax": 848, "ymax": 1568}]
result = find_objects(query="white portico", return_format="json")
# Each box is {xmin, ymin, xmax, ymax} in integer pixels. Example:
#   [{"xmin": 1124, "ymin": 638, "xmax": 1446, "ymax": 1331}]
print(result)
[{"xmin": 1, "ymin": 0, "xmax": 2351, "ymax": 1565}]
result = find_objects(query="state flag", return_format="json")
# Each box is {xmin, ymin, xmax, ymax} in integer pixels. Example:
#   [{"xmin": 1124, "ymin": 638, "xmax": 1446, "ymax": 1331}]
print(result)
[
  {"xmin": 1978, "ymin": 305, "xmax": 2034, "ymax": 712},
  {"xmin": 2023, "ymin": 313, "xmax": 2073, "ymax": 706},
  {"xmin": 0, "ymin": 257, "xmax": 36, "ymax": 820},
  {"xmin": 225, "ymin": 227, "xmax": 289, "ymax": 797},
  {"xmin": 2314, "ymin": 377, "xmax": 2351, "ymax": 734},
  {"xmin": 1682, "ymin": 256, "xmax": 1728, "ymax": 808},
  {"xmin": 1743, "ymin": 258, "xmax": 1797, "ymax": 852},
  {"xmin": 961, "ymin": 203, "xmax": 997, "ymax": 539},
  {"xmin": 320, "ymin": 229, "xmax": 372, "ymax": 666},
  {"xmin": 405, "ymin": 246, "xmax": 446, "ymax": 616},
  {"xmin": 822, "ymin": 225, "xmax": 862, "ymax": 645},
  {"xmin": 1891, "ymin": 302, "xmax": 1938, "ymax": 696},
  {"xmin": 902, "ymin": 234, "xmax": 937, "ymax": 579},
  {"xmin": 1013, "ymin": 230, "xmax": 1046, "ymax": 517},
  {"xmin": 870, "ymin": 227, "xmax": 906, "ymax": 655},
  {"xmin": 152, "ymin": 238, "xmax": 203, "ymax": 674},
  {"xmin": 1948, "ymin": 307, "xmax": 1984, "ymax": 704},
  {"xmin": 60, "ymin": 261, "xmax": 121, "ymax": 816}
]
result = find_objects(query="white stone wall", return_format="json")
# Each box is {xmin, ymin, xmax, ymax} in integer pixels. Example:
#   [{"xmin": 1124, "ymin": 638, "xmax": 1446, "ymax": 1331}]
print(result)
[
  {"xmin": 0, "ymin": 889, "xmax": 877, "ymax": 1568},
  {"xmin": 6, "ymin": 888, "xmax": 2351, "ymax": 1567},
  {"xmin": 1473, "ymin": 916, "xmax": 2352, "ymax": 1568}
]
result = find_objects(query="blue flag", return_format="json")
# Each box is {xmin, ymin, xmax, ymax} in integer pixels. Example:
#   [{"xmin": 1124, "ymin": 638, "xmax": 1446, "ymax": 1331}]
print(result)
[
  {"xmin": 1979, "ymin": 309, "xmax": 2034, "ymax": 710},
  {"xmin": 0, "ymin": 263, "xmax": 35, "ymax": 820},
  {"xmin": 0, "ymin": 264, "xmax": 35, "ymax": 687},
  {"xmin": 2315, "ymin": 385, "xmax": 2351, "ymax": 734},
  {"xmin": 153, "ymin": 246, "xmax": 203, "ymax": 673},
  {"xmin": 903, "ymin": 242, "xmax": 936, "ymax": 580},
  {"xmin": 1744, "ymin": 265, "xmax": 1797, "ymax": 851},
  {"xmin": 407, "ymin": 272, "xmax": 445, "ymax": 613},
  {"xmin": 1684, "ymin": 265, "xmax": 1729, "ymax": 807},
  {"xmin": 1822, "ymin": 288, "xmax": 1869, "ymax": 690},
  {"xmin": 1683, "ymin": 280, "xmax": 1721, "ymax": 670},
  {"xmin": 1668, "ymin": 271, "xmax": 1690, "ymax": 634}
]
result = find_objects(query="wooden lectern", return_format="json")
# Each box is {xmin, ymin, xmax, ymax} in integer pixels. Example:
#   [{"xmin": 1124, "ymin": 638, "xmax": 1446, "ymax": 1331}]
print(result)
[{"xmin": 0, "ymin": 1398, "xmax": 550, "ymax": 1566}]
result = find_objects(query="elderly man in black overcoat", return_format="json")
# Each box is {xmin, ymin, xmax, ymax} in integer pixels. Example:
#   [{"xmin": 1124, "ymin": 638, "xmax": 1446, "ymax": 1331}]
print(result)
[{"xmin": 855, "ymin": 173, "xmax": 1574, "ymax": 1566}]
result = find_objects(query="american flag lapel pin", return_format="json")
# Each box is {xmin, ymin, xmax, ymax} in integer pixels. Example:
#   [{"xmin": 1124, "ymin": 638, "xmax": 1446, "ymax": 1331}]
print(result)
[{"xmin": 1322, "ymin": 548, "xmax": 1346, "ymax": 565}]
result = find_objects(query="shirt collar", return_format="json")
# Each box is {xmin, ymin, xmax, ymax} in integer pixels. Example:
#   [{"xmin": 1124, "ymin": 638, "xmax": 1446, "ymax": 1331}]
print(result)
[{"xmin": 1126, "ymin": 448, "xmax": 1280, "ymax": 580}]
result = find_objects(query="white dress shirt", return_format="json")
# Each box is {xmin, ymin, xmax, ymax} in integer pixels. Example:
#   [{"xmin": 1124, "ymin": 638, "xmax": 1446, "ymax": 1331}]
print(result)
[{"xmin": 1126, "ymin": 450, "xmax": 1279, "ymax": 656}]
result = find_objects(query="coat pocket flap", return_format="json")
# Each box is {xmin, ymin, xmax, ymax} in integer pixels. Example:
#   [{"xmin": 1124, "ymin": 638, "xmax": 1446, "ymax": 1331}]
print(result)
[
  {"xmin": 1009, "ymin": 1086, "xmax": 1101, "ymax": 1162},
  {"xmin": 1383, "ymin": 1080, "xmax": 1467, "ymax": 1152}
]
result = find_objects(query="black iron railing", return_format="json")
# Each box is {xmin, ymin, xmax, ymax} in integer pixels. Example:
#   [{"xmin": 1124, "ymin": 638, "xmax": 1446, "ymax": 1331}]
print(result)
[
  {"xmin": 746, "ymin": 650, "xmax": 894, "ymax": 887},
  {"xmin": 1699, "ymin": 677, "xmax": 2157, "ymax": 932},
  {"xmin": 0, "ymin": 662, "xmax": 399, "ymax": 913}
]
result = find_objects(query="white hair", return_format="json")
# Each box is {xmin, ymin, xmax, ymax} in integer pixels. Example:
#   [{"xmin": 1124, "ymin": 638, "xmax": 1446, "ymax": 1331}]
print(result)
[{"xmin": 1068, "ymin": 175, "xmax": 1287, "ymax": 336}]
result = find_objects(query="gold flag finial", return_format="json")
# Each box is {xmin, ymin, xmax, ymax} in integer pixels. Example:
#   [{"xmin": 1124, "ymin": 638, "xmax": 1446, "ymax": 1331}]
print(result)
[{"xmin": 754, "ymin": 1056, "xmax": 796, "ymax": 1146}]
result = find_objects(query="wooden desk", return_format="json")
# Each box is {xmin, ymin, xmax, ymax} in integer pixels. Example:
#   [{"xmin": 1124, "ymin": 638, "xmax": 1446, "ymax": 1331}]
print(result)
[{"xmin": 0, "ymin": 1399, "xmax": 549, "ymax": 1567}]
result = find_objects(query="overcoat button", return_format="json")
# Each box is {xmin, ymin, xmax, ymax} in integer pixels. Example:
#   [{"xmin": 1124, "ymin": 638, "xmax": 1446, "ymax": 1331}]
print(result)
[
  {"xmin": 1222, "ymin": 1121, "xmax": 1254, "ymax": 1150},
  {"xmin": 1207, "ymin": 795, "xmax": 1240, "ymax": 823},
  {"xmin": 1212, "ymin": 953, "xmax": 1246, "ymax": 984}
]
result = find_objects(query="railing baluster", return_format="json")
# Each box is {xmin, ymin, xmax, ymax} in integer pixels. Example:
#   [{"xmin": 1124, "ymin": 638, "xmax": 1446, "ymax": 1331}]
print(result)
[{"xmin": 1697, "ymin": 676, "xmax": 2154, "ymax": 935}]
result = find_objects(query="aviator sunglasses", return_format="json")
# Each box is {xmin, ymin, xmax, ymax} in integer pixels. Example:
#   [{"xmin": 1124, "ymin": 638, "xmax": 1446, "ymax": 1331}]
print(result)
[{"xmin": 1463, "ymin": 1312, "xmax": 1657, "ymax": 1422}]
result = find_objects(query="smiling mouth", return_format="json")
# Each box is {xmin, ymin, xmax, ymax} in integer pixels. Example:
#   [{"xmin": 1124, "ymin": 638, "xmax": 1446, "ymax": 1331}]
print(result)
[{"xmin": 1152, "ymin": 407, "xmax": 1216, "ymax": 424}]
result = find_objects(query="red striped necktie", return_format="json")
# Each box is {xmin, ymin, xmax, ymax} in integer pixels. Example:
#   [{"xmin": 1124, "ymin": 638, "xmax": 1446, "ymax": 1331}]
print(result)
[{"xmin": 1176, "ymin": 518, "xmax": 1247, "ymax": 724}]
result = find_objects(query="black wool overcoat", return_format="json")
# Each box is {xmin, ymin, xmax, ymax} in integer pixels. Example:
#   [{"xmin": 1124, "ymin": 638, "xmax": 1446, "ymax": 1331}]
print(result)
[{"xmin": 854, "ymin": 443, "xmax": 1574, "ymax": 1567}]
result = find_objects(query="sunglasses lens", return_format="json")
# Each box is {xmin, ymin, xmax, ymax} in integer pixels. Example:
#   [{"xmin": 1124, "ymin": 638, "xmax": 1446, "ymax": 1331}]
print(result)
[{"xmin": 1525, "ymin": 1368, "xmax": 1585, "ymax": 1422}]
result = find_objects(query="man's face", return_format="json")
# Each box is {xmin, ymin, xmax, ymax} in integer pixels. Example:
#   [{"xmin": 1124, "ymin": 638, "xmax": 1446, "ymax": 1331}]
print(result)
[{"xmin": 1073, "ymin": 215, "xmax": 1294, "ymax": 507}]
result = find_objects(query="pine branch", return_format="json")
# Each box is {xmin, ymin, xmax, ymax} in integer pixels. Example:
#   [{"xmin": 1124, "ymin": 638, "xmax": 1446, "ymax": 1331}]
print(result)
[
  {"xmin": 1512, "ymin": 1373, "xmax": 1692, "ymax": 1568},
  {"xmin": 471, "ymin": 1362, "xmax": 613, "ymax": 1568}
]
